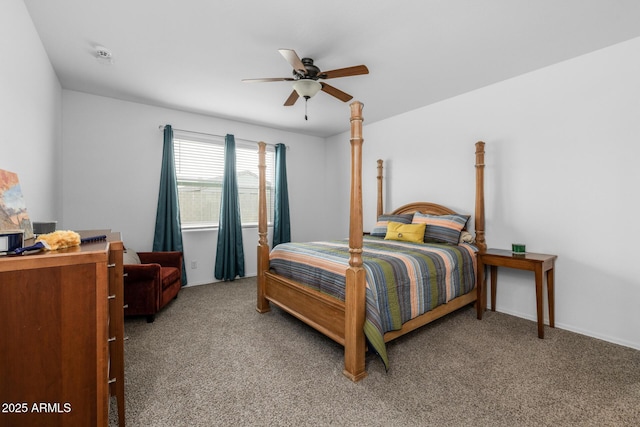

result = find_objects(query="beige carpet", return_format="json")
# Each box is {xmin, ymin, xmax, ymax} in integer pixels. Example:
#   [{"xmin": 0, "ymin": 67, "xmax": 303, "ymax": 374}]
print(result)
[{"xmin": 111, "ymin": 277, "xmax": 640, "ymax": 426}]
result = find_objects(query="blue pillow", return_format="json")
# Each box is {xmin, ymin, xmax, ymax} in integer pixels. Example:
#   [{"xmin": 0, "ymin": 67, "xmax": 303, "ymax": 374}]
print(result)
[
  {"xmin": 412, "ymin": 212, "xmax": 469, "ymax": 245},
  {"xmin": 370, "ymin": 214, "xmax": 413, "ymax": 237}
]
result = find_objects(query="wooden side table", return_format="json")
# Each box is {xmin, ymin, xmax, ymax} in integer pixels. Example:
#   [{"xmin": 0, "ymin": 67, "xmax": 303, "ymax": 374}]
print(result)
[{"xmin": 477, "ymin": 248, "xmax": 557, "ymax": 338}]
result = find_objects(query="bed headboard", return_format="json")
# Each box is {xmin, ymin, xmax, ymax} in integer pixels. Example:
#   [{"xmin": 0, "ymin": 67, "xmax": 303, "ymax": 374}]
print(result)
[
  {"xmin": 390, "ymin": 202, "xmax": 469, "ymax": 231},
  {"xmin": 391, "ymin": 202, "xmax": 458, "ymax": 217}
]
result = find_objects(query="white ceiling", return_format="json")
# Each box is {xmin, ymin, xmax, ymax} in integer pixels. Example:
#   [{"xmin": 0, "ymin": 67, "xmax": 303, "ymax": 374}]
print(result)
[{"xmin": 23, "ymin": 0, "xmax": 640, "ymax": 138}]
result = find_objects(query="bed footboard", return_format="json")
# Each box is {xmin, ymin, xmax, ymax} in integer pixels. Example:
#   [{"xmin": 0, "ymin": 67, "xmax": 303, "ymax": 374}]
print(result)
[{"xmin": 263, "ymin": 272, "xmax": 346, "ymax": 345}]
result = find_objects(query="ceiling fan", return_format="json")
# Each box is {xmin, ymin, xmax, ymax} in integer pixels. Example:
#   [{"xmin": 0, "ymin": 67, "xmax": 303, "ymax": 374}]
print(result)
[{"xmin": 242, "ymin": 49, "xmax": 369, "ymax": 119}]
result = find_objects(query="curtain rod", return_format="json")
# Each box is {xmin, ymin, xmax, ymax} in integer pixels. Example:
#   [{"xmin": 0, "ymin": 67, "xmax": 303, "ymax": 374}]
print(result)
[{"xmin": 158, "ymin": 125, "xmax": 284, "ymax": 148}]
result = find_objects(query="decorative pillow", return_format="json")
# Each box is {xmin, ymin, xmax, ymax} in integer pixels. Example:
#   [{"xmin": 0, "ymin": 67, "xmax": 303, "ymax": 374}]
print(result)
[
  {"xmin": 370, "ymin": 214, "xmax": 413, "ymax": 237},
  {"xmin": 123, "ymin": 248, "xmax": 141, "ymax": 265},
  {"xmin": 412, "ymin": 212, "xmax": 470, "ymax": 245},
  {"xmin": 384, "ymin": 222, "xmax": 426, "ymax": 243}
]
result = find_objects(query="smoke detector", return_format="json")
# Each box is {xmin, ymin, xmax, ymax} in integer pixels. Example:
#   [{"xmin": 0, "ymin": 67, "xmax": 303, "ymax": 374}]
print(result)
[{"xmin": 95, "ymin": 46, "xmax": 113, "ymax": 65}]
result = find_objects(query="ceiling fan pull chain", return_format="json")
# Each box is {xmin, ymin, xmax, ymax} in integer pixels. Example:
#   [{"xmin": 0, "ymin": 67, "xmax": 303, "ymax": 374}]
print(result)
[{"xmin": 305, "ymin": 97, "xmax": 309, "ymax": 120}]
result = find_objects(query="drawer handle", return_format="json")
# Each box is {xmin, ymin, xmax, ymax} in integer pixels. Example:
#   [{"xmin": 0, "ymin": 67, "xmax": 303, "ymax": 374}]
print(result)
[
  {"xmin": 108, "ymin": 337, "xmax": 116, "ymax": 342},
  {"xmin": 108, "ymin": 294, "xmax": 116, "ymax": 300},
  {"xmin": 123, "ymin": 304, "xmax": 129, "ymax": 309},
  {"xmin": 108, "ymin": 378, "xmax": 116, "ymax": 384},
  {"xmin": 107, "ymin": 263, "xmax": 116, "ymax": 268}
]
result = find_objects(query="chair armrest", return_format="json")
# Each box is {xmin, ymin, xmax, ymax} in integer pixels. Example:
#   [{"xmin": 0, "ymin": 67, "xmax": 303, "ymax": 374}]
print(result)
[
  {"xmin": 124, "ymin": 263, "xmax": 162, "ymax": 281},
  {"xmin": 123, "ymin": 263, "xmax": 162, "ymax": 315},
  {"xmin": 138, "ymin": 251, "xmax": 183, "ymax": 270}
]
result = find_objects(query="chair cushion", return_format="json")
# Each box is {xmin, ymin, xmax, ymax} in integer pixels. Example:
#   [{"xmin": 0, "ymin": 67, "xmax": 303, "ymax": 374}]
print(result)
[{"xmin": 161, "ymin": 267, "xmax": 180, "ymax": 290}]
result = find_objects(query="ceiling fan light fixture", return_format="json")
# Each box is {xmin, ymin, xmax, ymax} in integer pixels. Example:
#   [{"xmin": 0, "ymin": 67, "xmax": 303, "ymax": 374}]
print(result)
[{"xmin": 293, "ymin": 80, "xmax": 322, "ymax": 98}]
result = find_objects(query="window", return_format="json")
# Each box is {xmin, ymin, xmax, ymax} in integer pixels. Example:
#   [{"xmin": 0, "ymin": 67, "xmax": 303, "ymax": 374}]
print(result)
[{"xmin": 173, "ymin": 133, "xmax": 275, "ymax": 229}]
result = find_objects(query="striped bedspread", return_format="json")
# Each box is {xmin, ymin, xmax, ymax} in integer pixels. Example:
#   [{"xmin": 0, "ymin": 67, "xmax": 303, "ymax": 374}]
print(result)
[{"xmin": 269, "ymin": 236, "xmax": 477, "ymax": 369}]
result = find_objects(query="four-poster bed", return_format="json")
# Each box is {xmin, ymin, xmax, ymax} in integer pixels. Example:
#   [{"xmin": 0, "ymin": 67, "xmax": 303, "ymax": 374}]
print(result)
[{"xmin": 256, "ymin": 101, "xmax": 486, "ymax": 381}]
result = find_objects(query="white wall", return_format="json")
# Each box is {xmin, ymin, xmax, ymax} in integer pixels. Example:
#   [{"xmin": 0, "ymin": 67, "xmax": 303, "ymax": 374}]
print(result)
[
  {"xmin": 0, "ymin": 0, "xmax": 61, "ymax": 223},
  {"xmin": 61, "ymin": 91, "xmax": 327, "ymax": 285},
  {"xmin": 326, "ymin": 37, "xmax": 640, "ymax": 350}
]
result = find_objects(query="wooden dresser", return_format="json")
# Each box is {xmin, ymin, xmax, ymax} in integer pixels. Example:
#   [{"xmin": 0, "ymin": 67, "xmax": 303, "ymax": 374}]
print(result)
[{"xmin": 0, "ymin": 231, "xmax": 125, "ymax": 427}]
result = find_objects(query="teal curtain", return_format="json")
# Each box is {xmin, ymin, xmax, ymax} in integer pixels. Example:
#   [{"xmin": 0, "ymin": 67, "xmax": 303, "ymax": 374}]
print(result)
[
  {"xmin": 214, "ymin": 134, "xmax": 245, "ymax": 281},
  {"xmin": 153, "ymin": 125, "xmax": 187, "ymax": 285},
  {"xmin": 272, "ymin": 143, "xmax": 291, "ymax": 247}
]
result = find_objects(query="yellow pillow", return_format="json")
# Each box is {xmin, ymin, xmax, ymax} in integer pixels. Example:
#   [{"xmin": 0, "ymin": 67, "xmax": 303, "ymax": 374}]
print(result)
[{"xmin": 384, "ymin": 222, "xmax": 426, "ymax": 243}]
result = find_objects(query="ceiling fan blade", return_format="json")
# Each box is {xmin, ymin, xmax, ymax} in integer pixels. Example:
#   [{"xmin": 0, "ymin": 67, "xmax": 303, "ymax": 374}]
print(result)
[
  {"xmin": 242, "ymin": 77, "xmax": 294, "ymax": 83},
  {"xmin": 320, "ymin": 83, "xmax": 353, "ymax": 102},
  {"xmin": 320, "ymin": 65, "xmax": 369, "ymax": 79},
  {"xmin": 278, "ymin": 49, "xmax": 307, "ymax": 75},
  {"xmin": 284, "ymin": 90, "xmax": 299, "ymax": 106}
]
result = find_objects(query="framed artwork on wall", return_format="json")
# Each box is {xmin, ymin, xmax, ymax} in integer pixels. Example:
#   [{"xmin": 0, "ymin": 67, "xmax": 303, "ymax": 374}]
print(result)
[{"xmin": 0, "ymin": 169, "xmax": 33, "ymax": 239}]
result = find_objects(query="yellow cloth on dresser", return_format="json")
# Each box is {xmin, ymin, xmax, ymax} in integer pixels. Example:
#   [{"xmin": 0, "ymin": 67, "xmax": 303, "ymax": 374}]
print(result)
[{"xmin": 35, "ymin": 230, "xmax": 81, "ymax": 250}]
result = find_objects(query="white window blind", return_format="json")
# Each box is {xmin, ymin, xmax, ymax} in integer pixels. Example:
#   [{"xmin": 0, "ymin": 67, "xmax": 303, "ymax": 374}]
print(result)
[{"xmin": 173, "ymin": 135, "xmax": 275, "ymax": 228}]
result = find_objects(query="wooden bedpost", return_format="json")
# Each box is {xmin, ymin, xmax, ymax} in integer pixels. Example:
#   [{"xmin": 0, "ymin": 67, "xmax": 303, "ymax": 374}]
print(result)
[
  {"xmin": 475, "ymin": 141, "xmax": 487, "ymax": 319},
  {"xmin": 377, "ymin": 159, "xmax": 383, "ymax": 218},
  {"xmin": 344, "ymin": 101, "xmax": 367, "ymax": 382},
  {"xmin": 474, "ymin": 141, "xmax": 486, "ymax": 254},
  {"xmin": 256, "ymin": 141, "xmax": 271, "ymax": 313}
]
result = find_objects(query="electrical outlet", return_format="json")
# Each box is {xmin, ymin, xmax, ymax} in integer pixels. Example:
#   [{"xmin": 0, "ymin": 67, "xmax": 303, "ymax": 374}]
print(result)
[{"xmin": 191, "ymin": 260, "xmax": 198, "ymax": 269}]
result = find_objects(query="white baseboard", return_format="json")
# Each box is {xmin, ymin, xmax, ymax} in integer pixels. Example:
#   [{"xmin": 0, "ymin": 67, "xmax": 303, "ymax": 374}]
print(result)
[
  {"xmin": 495, "ymin": 308, "xmax": 640, "ymax": 351},
  {"xmin": 183, "ymin": 273, "xmax": 258, "ymax": 288}
]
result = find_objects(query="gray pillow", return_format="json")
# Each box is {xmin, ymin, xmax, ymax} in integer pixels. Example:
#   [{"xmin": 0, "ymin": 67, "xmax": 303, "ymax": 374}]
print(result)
[{"xmin": 123, "ymin": 248, "xmax": 141, "ymax": 264}]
